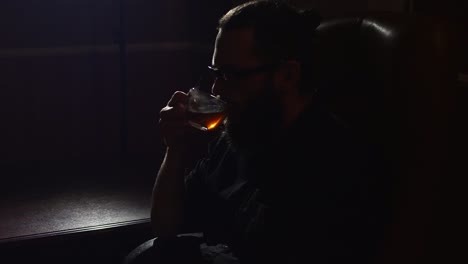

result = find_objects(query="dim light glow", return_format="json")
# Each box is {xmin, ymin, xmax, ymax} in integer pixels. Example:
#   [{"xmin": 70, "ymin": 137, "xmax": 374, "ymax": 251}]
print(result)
[
  {"xmin": 207, "ymin": 117, "xmax": 223, "ymax": 130},
  {"xmin": 366, "ymin": 21, "xmax": 393, "ymax": 37}
]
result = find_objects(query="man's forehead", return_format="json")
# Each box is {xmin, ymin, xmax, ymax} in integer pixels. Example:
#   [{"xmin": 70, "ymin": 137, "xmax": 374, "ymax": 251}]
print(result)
[{"xmin": 212, "ymin": 28, "xmax": 261, "ymax": 67}]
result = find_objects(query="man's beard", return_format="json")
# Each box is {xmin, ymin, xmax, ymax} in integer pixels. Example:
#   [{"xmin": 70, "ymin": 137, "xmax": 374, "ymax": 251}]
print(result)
[{"xmin": 223, "ymin": 87, "xmax": 282, "ymax": 155}]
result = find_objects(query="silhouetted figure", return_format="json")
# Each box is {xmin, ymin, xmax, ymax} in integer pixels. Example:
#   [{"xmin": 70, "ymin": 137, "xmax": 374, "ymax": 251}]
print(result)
[{"xmin": 135, "ymin": 1, "xmax": 392, "ymax": 263}]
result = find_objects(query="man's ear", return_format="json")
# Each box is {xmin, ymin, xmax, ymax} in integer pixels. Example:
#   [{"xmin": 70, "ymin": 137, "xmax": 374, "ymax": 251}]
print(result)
[{"xmin": 274, "ymin": 60, "xmax": 301, "ymax": 95}]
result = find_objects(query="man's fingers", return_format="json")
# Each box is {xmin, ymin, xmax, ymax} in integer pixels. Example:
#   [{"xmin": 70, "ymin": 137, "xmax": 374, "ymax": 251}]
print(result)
[
  {"xmin": 167, "ymin": 91, "xmax": 188, "ymax": 108},
  {"xmin": 156, "ymin": 90, "xmax": 192, "ymax": 147},
  {"xmin": 159, "ymin": 120, "xmax": 187, "ymax": 133},
  {"xmin": 159, "ymin": 105, "xmax": 187, "ymax": 121}
]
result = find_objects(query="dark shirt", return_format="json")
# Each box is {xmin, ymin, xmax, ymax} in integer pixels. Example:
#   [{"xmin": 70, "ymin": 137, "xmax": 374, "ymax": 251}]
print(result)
[{"xmin": 183, "ymin": 103, "xmax": 393, "ymax": 264}]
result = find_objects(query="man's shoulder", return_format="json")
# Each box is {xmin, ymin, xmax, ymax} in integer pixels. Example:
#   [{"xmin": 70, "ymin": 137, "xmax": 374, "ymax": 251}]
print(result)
[
  {"xmin": 294, "ymin": 104, "xmax": 360, "ymax": 148},
  {"xmin": 294, "ymin": 104, "xmax": 386, "ymax": 176}
]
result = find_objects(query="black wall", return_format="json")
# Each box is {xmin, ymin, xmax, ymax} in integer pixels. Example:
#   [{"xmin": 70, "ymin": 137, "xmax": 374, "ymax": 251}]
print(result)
[{"xmin": 0, "ymin": 1, "xmax": 231, "ymax": 185}]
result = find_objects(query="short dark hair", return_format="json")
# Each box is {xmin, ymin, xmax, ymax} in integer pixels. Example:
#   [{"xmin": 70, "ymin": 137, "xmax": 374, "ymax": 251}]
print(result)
[{"xmin": 217, "ymin": 0, "xmax": 321, "ymax": 92}]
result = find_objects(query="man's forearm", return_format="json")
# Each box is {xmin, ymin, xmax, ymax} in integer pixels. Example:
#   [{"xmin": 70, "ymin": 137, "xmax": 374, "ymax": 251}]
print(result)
[{"xmin": 151, "ymin": 148, "xmax": 190, "ymax": 238}]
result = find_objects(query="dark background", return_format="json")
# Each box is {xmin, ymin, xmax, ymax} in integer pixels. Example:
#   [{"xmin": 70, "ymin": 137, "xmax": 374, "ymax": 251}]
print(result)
[{"xmin": 0, "ymin": 0, "xmax": 465, "ymax": 186}]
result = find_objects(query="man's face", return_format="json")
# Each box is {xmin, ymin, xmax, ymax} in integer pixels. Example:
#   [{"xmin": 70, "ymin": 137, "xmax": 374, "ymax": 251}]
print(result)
[{"xmin": 210, "ymin": 28, "xmax": 282, "ymax": 152}]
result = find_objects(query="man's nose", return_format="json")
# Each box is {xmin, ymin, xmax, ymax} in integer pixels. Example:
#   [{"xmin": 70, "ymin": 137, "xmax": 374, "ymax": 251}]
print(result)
[{"xmin": 211, "ymin": 77, "xmax": 225, "ymax": 97}]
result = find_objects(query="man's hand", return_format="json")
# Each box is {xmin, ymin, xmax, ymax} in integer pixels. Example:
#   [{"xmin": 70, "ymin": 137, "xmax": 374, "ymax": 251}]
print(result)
[
  {"xmin": 158, "ymin": 91, "xmax": 190, "ymax": 149},
  {"xmin": 158, "ymin": 91, "xmax": 222, "ymax": 163}
]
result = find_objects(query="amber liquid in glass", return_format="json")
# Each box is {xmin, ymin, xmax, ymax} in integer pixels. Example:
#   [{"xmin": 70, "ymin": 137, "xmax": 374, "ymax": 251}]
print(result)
[{"xmin": 187, "ymin": 111, "xmax": 226, "ymax": 131}]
